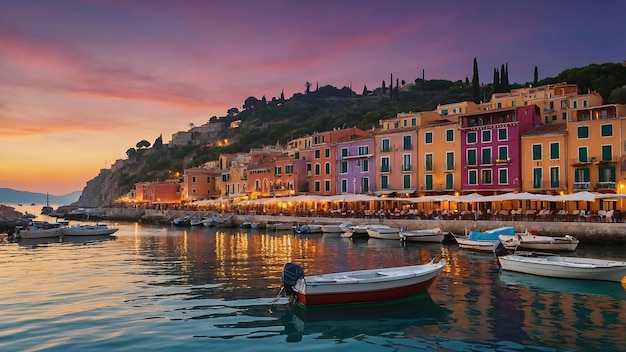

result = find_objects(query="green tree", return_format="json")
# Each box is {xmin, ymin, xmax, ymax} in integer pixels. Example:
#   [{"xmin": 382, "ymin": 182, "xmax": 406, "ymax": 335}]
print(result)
[
  {"xmin": 227, "ymin": 107, "xmax": 239, "ymax": 116},
  {"xmin": 305, "ymin": 82, "xmax": 312, "ymax": 95},
  {"xmin": 533, "ymin": 66, "xmax": 538, "ymax": 86},
  {"xmin": 153, "ymin": 134, "xmax": 163, "ymax": 149},
  {"xmin": 136, "ymin": 140, "xmax": 151, "ymax": 149},
  {"xmin": 472, "ymin": 57, "xmax": 480, "ymax": 103},
  {"xmin": 126, "ymin": 147, "xmax": 137, "ymax": 159},
  {"xmin": 608, "ymin": 86, "xmax": 626, "ymax": 104}
]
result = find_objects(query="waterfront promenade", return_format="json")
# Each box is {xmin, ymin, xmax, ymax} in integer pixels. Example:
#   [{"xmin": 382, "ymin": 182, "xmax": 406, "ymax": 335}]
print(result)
[{"xmin": 95, "ymin": 207, "xmax": 626, "ymax": 244}]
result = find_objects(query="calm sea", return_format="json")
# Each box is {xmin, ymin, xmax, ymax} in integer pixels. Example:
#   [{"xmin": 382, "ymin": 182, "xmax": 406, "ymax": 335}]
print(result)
[{"xmin": 1, "ymin": 218, "xmax": 625, "ymax": 352}]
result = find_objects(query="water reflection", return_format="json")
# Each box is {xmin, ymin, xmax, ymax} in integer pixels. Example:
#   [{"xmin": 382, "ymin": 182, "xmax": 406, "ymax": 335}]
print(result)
[{"xmin": 282, "ymin": 294, "xmax": 452, "ymax": 342}]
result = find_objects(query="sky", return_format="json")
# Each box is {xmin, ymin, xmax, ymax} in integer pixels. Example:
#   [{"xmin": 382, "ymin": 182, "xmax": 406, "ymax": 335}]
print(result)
[{"xmin": 1, "ymin": 0, "xmax": 625, "ymax": 195}]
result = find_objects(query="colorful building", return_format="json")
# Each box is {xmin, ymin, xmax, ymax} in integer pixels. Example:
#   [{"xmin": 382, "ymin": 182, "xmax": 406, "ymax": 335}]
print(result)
[
  {"xmin": 520, "ymin": 123, "xmax": 568, "ymax": 194},
  {"xmin": 336, "ymin": 136, "xmax": 375, "ymax": 194}
]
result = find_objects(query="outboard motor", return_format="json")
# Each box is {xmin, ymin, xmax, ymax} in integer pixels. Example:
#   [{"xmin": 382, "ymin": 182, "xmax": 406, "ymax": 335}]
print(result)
[
  {"xmin": 282, "ymin": 263, "xmax": 305, "ymax": 300},
  {"xmin": 492, "ymin": 240, "xmax": 509, "ymax": 267}
]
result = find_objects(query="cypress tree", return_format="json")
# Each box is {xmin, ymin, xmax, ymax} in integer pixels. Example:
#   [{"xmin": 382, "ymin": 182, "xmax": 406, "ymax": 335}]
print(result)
[
  {"xmin": 390, "ymin": 73, "xmax": 393, "ymax": 99},
  {"xmin": 533, "ymin": 66, "xmax": 538, "ymax": 86},
  {"xmin": 382, "ymin": 80, "xmax": 386, "ymax": 94},
  {"xmin": 472, "ymin": 58, "xmax": 480, "ymax": 104}
]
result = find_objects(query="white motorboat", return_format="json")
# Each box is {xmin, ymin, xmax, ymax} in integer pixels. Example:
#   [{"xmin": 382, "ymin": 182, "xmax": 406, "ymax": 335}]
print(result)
[
  {"xmin": 365, "ymin": 225, "xmax": 401, "ymax": 240},
  {"xmin": 493, "ymin": 241, "xmax": 626, "ymax": 282},
  {"xmin": 190, "ymin": 217, "xmax": 210, "ymax": 226},
  {"xmin": 281, "ymin": 255, "xmax": 445, "ymax": 307},
  {"xmin": 171, "ymin": 215, "xmax": 192, "ymax": 226},
  {"xmin": 15, "ymin": 222, "xmax": 65, "ymax": 239},
  {"xmin": 400, "ymin": 227, "xmax": 445, "ymax": 243},
  {"xmin": 340, "ymin": 224, "xmax": 369, "ymax": 239},
  {"xmin": 61, "ymin": 224, "xmax": 119, "ymax": 236},
  {"xmin": 499, "ymin": 231, "xmax": 579, "ymax": 251},
  {"xmin": 454, "ymin": 226, "xmax": 515, "ymax": 252},
  {"xmin": 322, "ymin": 223, "xmax": 353, "ymax": 234}
]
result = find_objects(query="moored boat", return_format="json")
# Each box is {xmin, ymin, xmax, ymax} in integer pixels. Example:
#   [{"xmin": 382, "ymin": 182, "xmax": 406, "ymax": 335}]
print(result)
[
  {"xmin": 454, "ymin": 226, "xmax": 515, "ymax": 252},
  {"xmin": 171, "ymin": 215, "xmax": 192, "ymax": 226},
  {"xmin": 321, "ymin": 223, "xmax": 351, "ymax": 234},
  {"xmin": 365, "ymin": 225, "xmax": 401, "ymax": 240},
  {"xmin": 266, "ymin": 222, "xmax": 293, "ymax": 231},
  {"xmin": 15, "ymin": 222, "xmax": 65, "ymax": 239},
  {"xmin": 281, "ymin": 255, "xmax": 445, "ymax": 307},
  {"xmin": 294, "ymin": 224, "xmax": 323, "ymax": 234},
  {"xmin": 61, "ymin": 223, "xmax": 119, "ymax": 236},
  {"xmin": 400, "ymin": 227, "xmax": 445, "ymax": 243},
  {"xmin": 493, "ymin": 241, "xmax": 626, "ymax": 282},
  {"xmin": 499, "ymin": 231, "xmax": 579, "ymax": 251}
]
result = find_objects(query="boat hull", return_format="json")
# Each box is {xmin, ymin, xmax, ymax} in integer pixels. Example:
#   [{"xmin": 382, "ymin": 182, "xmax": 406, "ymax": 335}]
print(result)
[
  {"xmin": 455, "ymin": 237, "xmax": 496, "ymax": 252},
  {"xmin": 499, "ymin": 234, "xmax": 579, "ymax": 251},
  {"xmin": 498, "ymin": 255, "xmax": 626, "ymax": 282},
  {"xmin": 18, "ymin": 228, "xmax": 63, "ymax": 239},
  {"xmin": 366, "ymin": 227, "xmax": 401, "ymax": 240},
  {"xmin": 62, "ymin": 225, "xmax": 118, "ymax": 236},
  {"xmin": 400, "ymin": 228, "xmax": 444, "ymax": 243},
  {"xmin": 292, "ymin": 261, "xmax": 445, "ymax": 306}
]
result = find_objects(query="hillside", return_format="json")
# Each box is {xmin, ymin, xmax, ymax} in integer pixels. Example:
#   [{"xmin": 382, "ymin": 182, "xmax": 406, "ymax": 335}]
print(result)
[
  {"xmin": 0, "ymin": 188, "xmax": 81, "ymax": 205},
  {"xmin": 74, "ymin": 63, "xmax": 626, "ymax": 207}
]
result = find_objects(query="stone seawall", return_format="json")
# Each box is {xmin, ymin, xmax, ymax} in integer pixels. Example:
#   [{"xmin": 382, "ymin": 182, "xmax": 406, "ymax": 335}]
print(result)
[{"xmin": 94, "ymin": 207, "xmax": 626, "ymax": 244}]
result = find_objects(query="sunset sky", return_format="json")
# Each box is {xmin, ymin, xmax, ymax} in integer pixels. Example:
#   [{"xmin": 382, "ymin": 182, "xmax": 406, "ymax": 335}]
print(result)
[{"xmin": 1, "ymin": 0, "xmax": 624, "ymax": 196}]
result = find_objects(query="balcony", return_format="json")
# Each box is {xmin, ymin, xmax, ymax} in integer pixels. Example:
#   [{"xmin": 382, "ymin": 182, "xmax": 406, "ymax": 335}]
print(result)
[
  {"xmin": 401, "ymin": 164, "xmax": 412, "ymax": 171},
  {"xmin": 595, "ymin": 181, "xmax": 616, "ymax": 193},
  {"xmin": 380, "ymin": 166, "xmax": 390, "ymax": 173},
  {"xmin": 495, "ymin": 158, "xmax": 511, "ymax": 164},
  {"xmin": 573, "ymin": 182, "xmax": 590, "ymax": 191}
]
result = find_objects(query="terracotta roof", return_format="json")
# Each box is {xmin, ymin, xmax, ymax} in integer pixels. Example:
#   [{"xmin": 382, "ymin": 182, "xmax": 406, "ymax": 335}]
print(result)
[{"xmin": 522, "ymin": 123, "xmax": 567, "ymax": 137}]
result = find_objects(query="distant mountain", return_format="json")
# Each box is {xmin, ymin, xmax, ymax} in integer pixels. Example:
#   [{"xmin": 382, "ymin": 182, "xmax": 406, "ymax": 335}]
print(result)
[{"xmin": 0, "ymin": 188, "xmax": 82, "ymax": 206}]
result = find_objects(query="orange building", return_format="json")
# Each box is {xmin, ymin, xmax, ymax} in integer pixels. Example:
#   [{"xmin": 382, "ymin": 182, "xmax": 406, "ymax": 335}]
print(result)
[
  {"xmin": 520, "ymin": 124, "xmax": 568, "ymax": 196},
  {"xmin": 180, "ymin": 167, "xmax": 220, "ymax": 202}
]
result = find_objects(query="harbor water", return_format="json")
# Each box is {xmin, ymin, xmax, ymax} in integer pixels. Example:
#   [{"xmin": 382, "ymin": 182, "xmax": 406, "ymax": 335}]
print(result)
[{"xmin": 1, "ymin": 220, "xmax": 625, "ymax": 351}]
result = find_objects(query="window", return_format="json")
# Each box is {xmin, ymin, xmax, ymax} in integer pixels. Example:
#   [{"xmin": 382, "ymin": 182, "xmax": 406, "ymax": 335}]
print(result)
[
  {"xmin": 403, "ymin": 135, "xmax": 412, "ymax": 150},
  {"xmin": 532, "ymin": 144, "xmax": 542, "ymax": 161},
  {"xmin": 602, "ymin": 145, "xmax": 612, "ymax": 161},
  {"xmin": 403, "ymin": 154, "xmax": 411, "ymax": 171},
  {"xmin": 425, "ymin": 153, "xmax": 433, "ymax": 171},
  {"xmin": 411, "ymin": 118, "xmax": 416, "ymax": 126},
  {"xmin": 533, "ymin": 168, "xmax": 542, "ymax": 189},
  {"xmin": 340, "ymin": 161, "xmax": 348, "ymax": 173},
  {"xmin": 286, "ymin": 165, "xmax": 293, "ymax": 174},
  {"xmin": 362, "ymin": 159, "xmax": 369, "ymax": 172},
  {"xmin": 578, "ymin": 147, "xmax": 588, "ymax": 163},
  {"xmin": 381, "ymin": 157, "xmax": 390, "ymax": 172},
  {"xmin": 573, "ymin": 101, "xmax": 578, "ymax": 109},
  {"xmin": 601, "ymin": 124, "xmax": 613, "ymax": 137},
  {"xmin": 362, "ymin": 177, "xmax": 369, "ymax": 192},
  {"xmin": 425, "ymin": 174, "xmax": 433, "ymax": 190},
  {"xmin": 598, "ymin": 166, "xmax": 615, "ymax": 182},
  {"xmin": 381, "ymin": 175, "xmax": 388, "ymax": 189},
  {"xmin": 425, "ymin": 132, "xmax": 433, "ymax": 144},
  {"xmin": 324, "ymin": 148, "xmax": 330, "ymax": 158},
  {"xmin": 314, "ymin": 163, "xmax": 320, "ymax": 175},
  {"xmin": 575, "ymin": 168, "xmax": 590, "ymax": 182},
  {"xmin": 481, "ymin": 169, "xmax": 492, "ymax": 184},
  {"xmin": 550, "ymin": 167, "xmax": 560, "ymax": 188},
  {"xmin": 324, "ymin": 180, "xmax": 330, "ymax": 192},
  {"xmin": 481, "ymin": 148, "xmax": 492, "ymax": 164},
  {"xmin": 403, "ymin": 174, "xmax": 411, "ymax": 189},
  {"xmin": 446, "ymin": 129, "xmax": 454, "ymax": 142},
  {"xmin": 549, "ymin": 142, "xmax": 559, "ymax": 159},
  {"xmin": 498, "ymin": 128, "xmax": 508, "ymax": 141},
  {"xmin": 381, "ymin": 139, "xmax": 390, "ymax": 152},
  {"xmin": 314, "ymin": 149, "xmax": 321, "ymax": 158},
  {"xmin": 358, "ymin": 146, "xmax": 369, "ymax": 155},
  {"xmin": 482, "ymin": 130, "xmax": 491, "ymax": 143},
  {"xmin": 498, "ymin": 146, "xmax": 508, "ymax": 161},
  {"xmin": 324, "ymin": 162, "xmax": 331, "ymax": 175},
  {"xmin": 341, "ymin": 148, "xmax": 348, "ymax": 157},
  {"xmin": 341, "ymin": 179, "xmax": 348, "ymax": 193},
  {"xmin": 275, "ymin": 166, "xmax": 282, "ymax": 175},
  {"xmin": 577, "ymin": 126, "xmax": 589, "ymax": 139},
  {"xmin": 561, "ymin": 100, "xmax": 567, "ymax": 109},
  {"xmin": 314, "ymin": 181, "xmax": 320, "ymax": 192},
  {"xmin": 467, "ymin": 132, "xmax": 477, "ymax": 144},
  {"xmin": 468, "ymin": 170, "xmax": 477, "ymax": 185},
  {"xmin": 446, "ymin": 152, "xmax": 454, "ymax": 170},
  {"xmin": 306, "ymin": 163, "xmax": 311, "ymax": 174},
  {"xmin": 467, "ymin": 149, "xmax": 477, "ymax": 166},
  {"xmin": 499, "ymin": 168, "xmax": 508, "ymax": 184},
  {"xmin": 445, "ymin": 174, "xmax": 453, "ymax": 189},
  {"xmin": 192, "ymin": 176, "xmax": 196, "ymax": 183}
]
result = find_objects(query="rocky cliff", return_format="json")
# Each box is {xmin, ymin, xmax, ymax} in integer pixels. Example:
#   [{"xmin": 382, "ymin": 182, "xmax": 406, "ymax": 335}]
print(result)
[{"xmin": 74, "ymin": 158, "xmax": 146, "ymax": 207}]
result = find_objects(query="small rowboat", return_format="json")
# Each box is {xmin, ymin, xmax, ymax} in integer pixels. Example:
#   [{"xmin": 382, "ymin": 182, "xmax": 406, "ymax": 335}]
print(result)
[
  {"xmin": 281, "ymin": 255, "xmax": 445, "ymax": 307},
  {"xmin": 400, "ymin": 227, "xmax": 445, "ymax": 243},
  {"xmin": 499, "ymin": 231, "xmax": 579, "ymax": 251},
  {"xmin": 493, "ymin": 241, "xmax": 626, "ymax": 282}
]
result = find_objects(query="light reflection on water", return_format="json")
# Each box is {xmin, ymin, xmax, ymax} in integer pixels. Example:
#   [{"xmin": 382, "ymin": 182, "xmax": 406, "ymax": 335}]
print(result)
[{"xmin": 0, "ymin": 221, "xmax": 625, "ymax": 351}]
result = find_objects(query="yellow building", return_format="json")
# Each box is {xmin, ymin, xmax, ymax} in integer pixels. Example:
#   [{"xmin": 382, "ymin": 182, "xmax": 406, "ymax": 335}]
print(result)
[
  {"xmin": 567, "ymin": 104, "xmax": 626, "ymax": 196},
  {"xmin": 417, "ymin": 118, "xmax": 461, "ymax": 195},
  {"xmin": 520, "ymin": 124, "xmax": 568, "ymax": 198}
]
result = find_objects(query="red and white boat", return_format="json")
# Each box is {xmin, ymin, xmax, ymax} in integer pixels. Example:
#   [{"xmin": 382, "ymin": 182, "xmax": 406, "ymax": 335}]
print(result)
[{"xmin": 281, "ymin": 256, "xmax": 445, "ymax": 307}]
